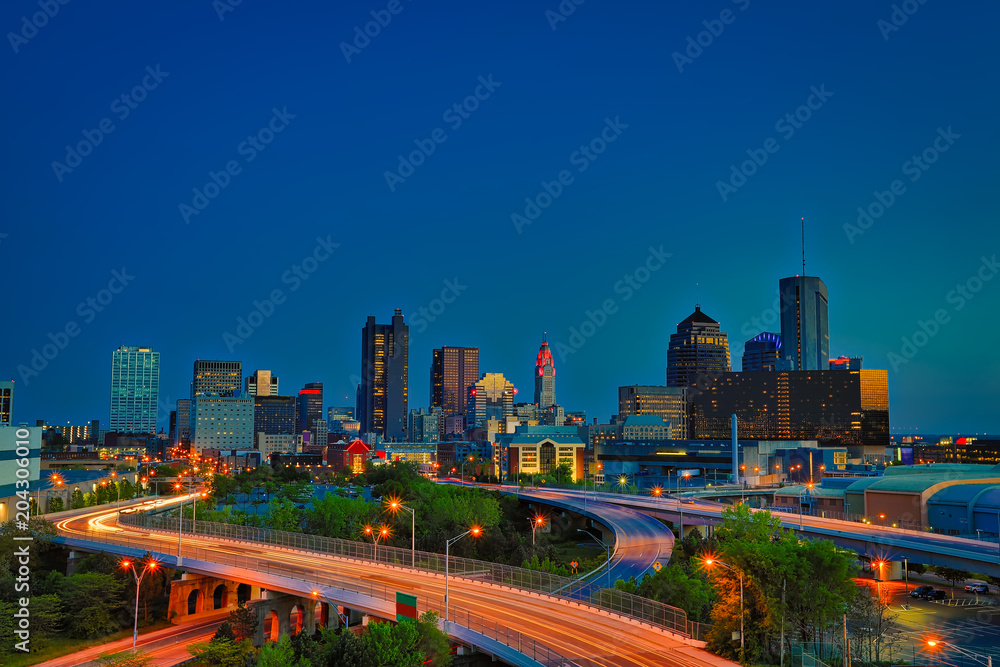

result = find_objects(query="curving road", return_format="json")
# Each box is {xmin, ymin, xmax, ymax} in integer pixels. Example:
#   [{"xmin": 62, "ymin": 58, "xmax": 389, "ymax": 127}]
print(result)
[{"xmin": 53, "ymin": 502, "xmax": 734, "ymax": 667}]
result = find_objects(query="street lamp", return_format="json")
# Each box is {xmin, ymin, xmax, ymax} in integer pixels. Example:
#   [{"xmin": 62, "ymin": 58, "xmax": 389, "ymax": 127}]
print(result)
[
  {"xmin": 529, "ymin": 514, "xmax": 546, "ymax": 545},
  {"xmin": 363, "ymin": 524, "xmax": 391, "ymax": 562},
  {"xmin": 445, "ymin": 526, "xmax": 482, "ymax": 625},
  {"xmin": 120, "ymin": 557, "xmax": 159, "ymax": 648},
  {"xmin": 926, "ymin": 640, "xmax": 993, "ymax": 667},
  {"xmin": 385, "ymin": 497, "xmax": 416, "ymax": 567},
  {"xmin": 577, "ymin": 528, "xmax": 612, "ymax": 588},
  {"xmin": 461, "ymin": 455, "xmax": 474, "ymax": 483},
  {"xmin": 704, "ymin": 558, "xmax": 743, "ymax": 656}
]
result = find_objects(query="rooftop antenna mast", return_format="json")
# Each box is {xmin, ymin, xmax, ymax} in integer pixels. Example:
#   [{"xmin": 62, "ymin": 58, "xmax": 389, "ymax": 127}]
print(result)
[
  {"xmin": 696, "ymin": 282, "xmax": 700, "ymax": 308},
  {"xmin": 801, "ymin": 217, "xmax": 806, "ymax": 275}
]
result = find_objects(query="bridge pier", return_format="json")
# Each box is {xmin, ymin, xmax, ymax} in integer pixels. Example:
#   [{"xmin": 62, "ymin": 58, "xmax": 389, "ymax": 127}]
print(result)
[
  {"xmin": 253, "ymin": 592, "xmax": 321, "ymax": 645},
  {"xmin": 167, "ymin": 574, "xmax": 243, "ymax": 623},
  {"xmin": 66, "ymin": 550, "xmax": 86, "ymax": 576}
]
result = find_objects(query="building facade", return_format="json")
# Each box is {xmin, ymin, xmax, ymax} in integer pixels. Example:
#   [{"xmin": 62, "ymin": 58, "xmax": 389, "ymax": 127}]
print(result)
[
  {"xmin": 256, "ymin": 432, "xmax": 303, "ymax": 457},
  {"xmin": 175, "ymin": 398, "xmax": 191, "ymax": 445},
  {"xmin": 0, "ymin": 426, "xmax": 41, "ymax": 522},
  {"xmin": 192, "ymin": 360, "xmax": 242, "ymax": 398},
  {"xmin": 191, "ymin": 395, "xmax": 254, "ymax": 453},
  {"xmin": 109, "ymin": 346, "xmax": 160, "ymax": 434},
  {"xmin": 666, "ymin": 306, "xmax": 731, "ymax": 389},
  {"xmin": 617, "ymin": 385, "xmax": 688, "ymax": 439},
  {"xmin": 0, "ymin": 380, "xmax": 12, "ymax": 426},
  {"xmin": 253, "ymin": 395, "xmax": 297, "ymax": 436},
  {"xmin": 245, "ymin": 370, "xmax": 279, "ymax": 396},
  {"xmin": 467, "ymin": 373, "xmax": 515, "ymax": 428},
  {"xmin": 359, "ymin": 310, "xmax": 409, "ymax": 439},
  {"xmin": 778, "ymin": 275, "xmax": 830, "ymax": 371},
  {"xmin": 431, "ymin": 346, "xmax": 479, "ymax": 419},
  {"xmin": 408, "ymin": 407, "xmax": 441, "ymax": 444},
  {"xmin": 742, "ymin": 332, "xmax": 782, "ymax": 372},
  {"xmin": 298, "ymin": 382, "xmax": 323, "ymax": 433},
  {"xmin": 533, "ymin": 336, "xmax": 556, "ymax": 409}
]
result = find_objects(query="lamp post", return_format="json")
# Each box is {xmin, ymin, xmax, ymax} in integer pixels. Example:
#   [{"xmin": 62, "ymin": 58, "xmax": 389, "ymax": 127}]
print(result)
[
  {"xmin": 445, "ymin": 526, "xmax": 482, "ymax": 625},
  {"xmin": 120, "ymin": 557, "xmax": 159, "ymax": 648},
  {"xmin": 385, "ymin": 497, "xmax": 416, "ymax": 567},
  {"xmin": 577, "ymin": 528, "xmax": 612, "ymax": 588},
  {"xmin": 461, "ymin": 455, "xmax": 474, "ymax": 483},
  {"xmin": 529, "ymin": 514, "xmax": 546, "ymax": 545},
  {"xmin": 704, "ymin": 558, "xmax": 743, "ymax": 656},
  {"xmin": 926, "ymin": 640, "xmax": 993, "ymax": 667},
  {"xmin": 363, "ymin": 524, "xmax": 391, "ymax": 563}
]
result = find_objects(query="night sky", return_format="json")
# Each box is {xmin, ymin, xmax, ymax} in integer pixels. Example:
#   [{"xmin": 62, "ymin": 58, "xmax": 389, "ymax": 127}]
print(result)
[{"xmin": 2, "ymin": 0, "xmax": 998, "ymax": 435}]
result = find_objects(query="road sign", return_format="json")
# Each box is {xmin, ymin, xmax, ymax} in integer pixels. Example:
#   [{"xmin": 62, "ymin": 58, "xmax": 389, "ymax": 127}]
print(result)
[
  {"xmin": 653, "ymin": 561, "xmax": 662, "ymax": 572},
  {"xmin": 570, "ymin": 560, "xmax": 579, "ymax": 573},
  {"xmin": 395, "ymin": 592, "xmax": 417, "ymax": 622}
]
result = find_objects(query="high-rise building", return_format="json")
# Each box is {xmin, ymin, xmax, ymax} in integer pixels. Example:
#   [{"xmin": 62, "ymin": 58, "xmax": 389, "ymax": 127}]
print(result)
[
  {"xmin": 829, "ymin": 356, "xmax": 862, "ymax": 370},
  {"xmin": 534, "ymin": 335, "xmax": 556, "ymax": 409},
  {"xmin": 109, "ymin": 346, "xmax": 160, "ymax": 434},
  {"xmin": 176, "ymin": 398, "xmax": 191, "ymax": 445},
  {"xmin": 359, "ymin": 310, "xmax": 409, "ymax": 439},
  {"xmin": 666, "ymin": 306, "xmax": 731, "ymax": 388},
  {"xmin": 689, "ymin": 369, "xmax": 889, "ymax": 460},
  {"xmin": 742, "ymin": 332, "xmax": 782, "ymax": 372},
  {"xmin": 192, "ymin": 360, "xmax": 242, "ymax": 398},
  {"xmin": 408, "ymin": 407, "xmax": 441, "ymax": 444},
  {"xmin": 298, "ymin": 382, "xmax": 323, "ymax": 432},
  {"xmin": 328, "ymin": 407, "xmax": 355, "ymax": 422},
  {"xmin": 0, "ymin": 380, "xmax": 12, "ymax": 426},
  {"xmin": 617, "ymin": 385, "xmax": 688, "ymax": 439},
  {"xmin": 431, "ymin": 346, "xmax": 479, "ymax": 419},
  {"xmin": 191, "ymin": 394, "xmax": 254, "ymax": 453},
  {"xmin": 779, "ymin": 276, "xmax": 829, "ymax": 371},
  {"xmin": 245, "ymin": 370, "xmax": 279, "ymax": 397},
  {"xmin": 467, "ymin": 373, "xmax": 515, "ymax": 428},
  {"xmin": 254, "ymin": 395, "xmax": 298, "ymax": 435}
]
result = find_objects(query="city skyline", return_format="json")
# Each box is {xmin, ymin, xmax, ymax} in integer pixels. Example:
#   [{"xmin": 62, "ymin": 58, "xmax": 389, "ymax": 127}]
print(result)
[{"xmin": 3, "ymin": 1, "xmax": 998, "ymax": 434}]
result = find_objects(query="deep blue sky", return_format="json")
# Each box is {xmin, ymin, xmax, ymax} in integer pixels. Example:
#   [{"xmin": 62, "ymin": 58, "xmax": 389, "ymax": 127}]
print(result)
[{"xmin": 2, "ymin": 0, "xmax": 998, "ymax": 435}]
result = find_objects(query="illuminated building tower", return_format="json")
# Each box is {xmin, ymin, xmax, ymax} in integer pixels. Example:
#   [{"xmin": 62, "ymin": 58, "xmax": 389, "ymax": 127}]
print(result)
[
  {"xmin": 617, "ymin": 385, "xmax": 687, "ymax": 439},
  {"xmin": 298, "ymin": 382, "xmax": 323, "ymax": 432},
  {"xmin": 829, "ymin": 356, "xmax": 862, "ymax": 370},
  {"xmin": 110, "ymin": 346, "xmax": 160, "ymax": 433},
  {"xmin": 254, "ymin": 395, "xmax": 298, "ymax": 435},
  {"xmin": 431, "ymin": 346, "xmax": 479, "ymax": 419},
  {"xmin": 534, "ymin": 335, "xmax": 557, "ymax": 409},
  {"xmin": 778, "ymin": 276, "xmax": 829, "ymax": 371},
  {"xmin": 245, "ymin": 370, "xmax": 279, "ymax": 396},
  {"xmin": 467, "ymin": 373, "xmax": 516, "ymax": 428},
  {"xmin": 359, "ymin": 310, "xmax": 409, "ymax": 439},
  {"xmin": 192, "ymin": 360, "xmax": 242, "ymax": 398},
  {"xmin": 0, "ymin": 380, "xmax": 12, "ymax": 426},
  {"xmin": 666, "ymin": 306, "xmax": 731, "ymax": 388},
  {"xmin": 742, "ymin": 332, "xmax": 782, "ymax": 371}
]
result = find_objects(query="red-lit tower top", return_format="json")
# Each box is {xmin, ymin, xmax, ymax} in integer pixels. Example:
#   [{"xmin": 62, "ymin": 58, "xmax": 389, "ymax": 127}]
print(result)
[{"xmin": 534, "ymin": 333, "xmax": 557, "ymax": 408}]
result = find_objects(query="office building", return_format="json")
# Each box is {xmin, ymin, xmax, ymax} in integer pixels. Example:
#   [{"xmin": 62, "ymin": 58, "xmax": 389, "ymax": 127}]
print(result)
[
  {"xmin": 0, "ymin": 380, "xmax": 12, "ymax": 426},
  {"xmin": 256, "ymin": 432, "xmax": 303, "ymax": 457},
  {"xmin": 176, "ymin": 398, "xmax": 191, "ymax": 445},
  {"xmin": 431, "ymin": 346, "xmax": 479, "ymax": 419},
  {"xmin": 534, "ymin": 335, "xmax": 557, "ymax": 408},
  {"xmin": 618, "ymin": 385, "xmax": 688, "ymax": 439},
  {"xmin": 109, "ymin": 346, "xmax": 160, "ymax": 434},
  {"xmin": 779, "ymin": 276, "xmax": 830, "ymax": 371},
  {"xmin": 742, "ymin": 332, "xmax": 782, "ymax": 372},
  {"xmin": 254, "ymin": 395, "xmax": 298, "ymax": 435},
  {"xmin": 298, "ymin": 382, "xmax": 323, "ymax": 432},
  {"xmin": 467, "ymin": 373, "xmax": 516, "ymax": 428},
  {"xmin": 0, "ymin": 426, "xmax": 41, "ymax": 522},
  {"xmin": 190, "ymin": 395, "xmax": 254, "ymax": 453},
  {"xmin": 245, "ymin": 370, "xmax": 278, "ymax": 396},
  {"xmin": 311, "ymin": 419, "xmax": 328, "ymax": 454},
  {"xmin": 359, "ymin": 310, "xmax": 409, "ymax": 439},
  {"xmin": 829, "ymin": 356, "xmax": 862, "ymax": 370},
  {"xmin": 192, "ymin": 360, "xmax": 242, "ymax": 398},
  {"xmin": 689, "ymin": 369, "xmax": 890, "ymax": 460},
  {"xmin": 620, "ymin": 414, "xmax": 673, "ymax": 441},
  {"xmin": 408, "ymin": 407, "xmax": 441, "ymax": 444},
  {"xmin": 666, "ymin": 306, "xmax": 731, "ymax": 388},
  {"xmin": 328, "ymin": 407, "xmax": 355, "ymax": 422}
]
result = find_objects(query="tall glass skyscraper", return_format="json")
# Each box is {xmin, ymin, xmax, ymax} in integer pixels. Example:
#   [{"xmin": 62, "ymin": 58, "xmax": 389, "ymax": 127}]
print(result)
[
  {"xmin": 110, "ymin": 346, "xmax": 160, "ymax": 433},
  {"xmin": 666, "ymin": 306, "xmax": 731, "ymax": 388},
  {"xmin": 431, "ymin": 346, "xmax": 479, "ymax": 419},
  {"xmin": 359, "ymin": 310, "xmax": 409, "ymax": 439},
  {"xmin": 298, "ymin": 382, "xmax": 323, "ymax": 432},
  {"xmin": 742, "ymin": 332, "xmax": 782, "ymax": 371},
  {"xmin": 534, "ymin": 335, "xmax": 556, "ymax": 409},
  {"xmin": 778, "ymin": 276, "xmax": 829, "ymax": 371}
]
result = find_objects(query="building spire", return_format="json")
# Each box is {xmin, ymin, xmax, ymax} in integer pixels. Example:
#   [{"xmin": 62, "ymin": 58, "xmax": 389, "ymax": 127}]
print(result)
[{"xmin": 801, "ymin": 217, "xmax": 806, "ymax": 275}]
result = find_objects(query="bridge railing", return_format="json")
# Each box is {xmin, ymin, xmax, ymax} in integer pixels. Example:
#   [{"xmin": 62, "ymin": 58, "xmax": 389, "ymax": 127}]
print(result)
[
  {"xmin": 117, "ymin": 512, "xmax": 692, "ymax": 639},
  {"xmin": 55, "ymin": 529, "xmax": 573, "ymax": 667}
]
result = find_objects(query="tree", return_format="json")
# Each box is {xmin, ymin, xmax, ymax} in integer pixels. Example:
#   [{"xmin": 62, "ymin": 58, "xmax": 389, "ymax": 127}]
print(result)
[
  {"xmin": 188, "ymin": 638, "xmax": 254, "ymax": 667},
  {"xmin": 257, "ymin": 634, "xmax": 311, "ymax": 667},
  {"xmin": 361, "ymin": 619, "xmax": 422, "ymax": 667},
  {"xmin": 95, "ymin": 650, "xmax": 155, "ymax": 667},
  {"xmin": 551, "ymin": 464, "xmax": 573, "ymax": 484},
  {"xmin": 59, "ymin": 573, "xmax": 125, "ymax": 638},
  {"xmin": 47, "ymin": 496, "xmax": 65, "ymax": 513},
  {"xmin": 327, "ymin": 627, "xmax": 376, "ymax": 667},
  {"xmin": 229, "ymin": 600, "xmax": 257, "ymax": 641},
  {"xmin": 416, "ymin": 611, "xmax": 452, "ymax": 666},
  {"xmin": 71, "ymin": 487, "xmax": 86, "ymax": 509},
  {"xmin": 849, "ymin": 583, "xmax": 902, "ymax": 665},
  {"xmin": 932, "ymin": 566, "xmax": 972, "ymax": 596},
  {"xmin": 266, "ymin": 497, "xmax": 303, "ymax": 532}
]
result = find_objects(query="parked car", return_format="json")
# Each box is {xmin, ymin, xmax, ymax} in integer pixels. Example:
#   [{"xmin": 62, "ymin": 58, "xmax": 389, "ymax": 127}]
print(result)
[
  {"xmin": 965, "ymin": 583, "xmax": 989, "ymax": 593},
  {"xmin": 920, "ymin": 589, "xmax": 947, "ymax": 600},
  {"xmin": 910, "ymin": 585, "xmax": 934, "ymax": 598}
]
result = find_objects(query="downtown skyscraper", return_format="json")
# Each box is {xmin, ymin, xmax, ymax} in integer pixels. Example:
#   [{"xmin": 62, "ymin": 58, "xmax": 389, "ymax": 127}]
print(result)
[
  {"xmin": 778, "ymin": 276, "xmax": 830, "ymax": 371},
  {"xmin": 533, "ymin": 335, "xmax": 556, "ymax": 409},
  {"xmin": 359, "ymin": 310, "xmax": 409, "ymax": 439},
  {"xmin": 109, "ymin": 346, "xmax": 160, "ymax": 433},
  {"xmin": 666, "ymin": 306, "xmax": 731, "ymax": 388},
  {"xmin": 192, "ymin": 360, "xmax": 242, "ymax": 398},
  {"xmin": 431, "ymin": 346, "xmax": 479, "ymax": 419}
]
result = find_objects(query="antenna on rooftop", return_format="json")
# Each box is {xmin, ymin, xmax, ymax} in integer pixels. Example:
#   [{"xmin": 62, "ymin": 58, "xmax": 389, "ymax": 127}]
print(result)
[{"xmin": 801, "ymin": 217, "xmax": 806, "ymax": 275}]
